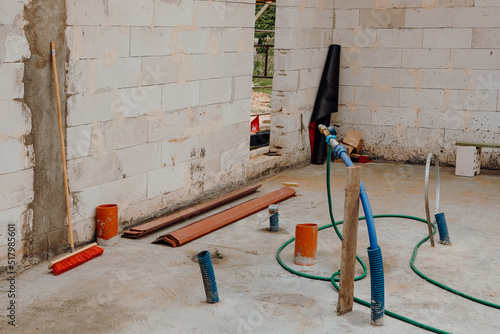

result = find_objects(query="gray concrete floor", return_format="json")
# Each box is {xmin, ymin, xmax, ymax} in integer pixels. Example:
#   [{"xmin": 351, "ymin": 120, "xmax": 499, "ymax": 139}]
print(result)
[{"xmin": 2, "ymin": 162, "xmax": 500, "ymax": 333}]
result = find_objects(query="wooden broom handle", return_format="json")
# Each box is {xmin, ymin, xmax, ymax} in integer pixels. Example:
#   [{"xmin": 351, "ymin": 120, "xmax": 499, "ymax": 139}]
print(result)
[{"xmin": 51, "ymin": 41, "xmax": 74, "ymax": 252}]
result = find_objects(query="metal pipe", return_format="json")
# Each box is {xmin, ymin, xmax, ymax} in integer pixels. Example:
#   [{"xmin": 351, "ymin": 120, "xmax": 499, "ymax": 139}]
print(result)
[{"xmin": 424, "ymin": 153, "xmax": 451, "ymax": 245}]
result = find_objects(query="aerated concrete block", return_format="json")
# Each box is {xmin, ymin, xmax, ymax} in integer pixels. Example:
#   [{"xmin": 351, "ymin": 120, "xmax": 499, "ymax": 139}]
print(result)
[
  {"xmin": 67, "ymin": 91, "xmax": 115, "ymax": 127},
  {"xmin": 423, "ymin": 29, "xmax": 472, "ymax": 49},
  {"xmin": 232, "ymin": 76, "xmax": 252, "ymax": 100},
  {"xmin": 299, "ymin": 68, "xmax": 323, "ymax": 90},
  {"xmin": 402, "ymin": 48, "xmax": 451, "ymax": 69},
  {"xmin": 276, "ymin": 7, "xmax": 314, "ymax": 29},
  {"xmin": 0, "ymin": 169, "xmax": 34, "ymax": 211},
  {"xmin": 451, "ymin": 49, "xmax": 500, "ymax": 70},
  {"xmin": 68, "ymin": 26, "xmax": 130, "ymax": 60},
  {"xmin": 194, "ymin": 1, "xmax": 226, "ymax": 27},
  {"xmin": 103, "ymin": 116, "xmax": 148, "ymax": 151},
  {"xmin": 200, "ymin": 77, "xmax": 232, "ymax": 105},
  {"xmin": 100, "ymin": 173, "xmax": 148, "ymax": 206},
  {"xmin": 222, "ymin": 99, "xmax": 251, "ymax": 126},
  {"xmin": 377, "ymin": 29, "xmax": 423, "ymax": 48},
  {"xmin": 223, "ymin": 52, "xmax": 253, "ymax": 77},
  {"xmin": 0, "ymin": 62, "xmax": 24, "ymax": 100},
  {"xmin": 106, "ymin": 0, "xmax": 154, "ymax": 26},
  {"xmin": 117, "ymin": 85, "xmax": 162, "ymax": 118},
  {"xmin": 0, "ymin": 100, "xmax": 31, "ymax": 136},
  {"xmin": 3, "ymin": 30, "xmax": 30, "ymax": 62},
  {"xmin": 147, "ymin": 163, "xmax": 186, "ymax": 198},
  {"xmin": 191, "ymin": 54, "xmax": 224, "ymax": 81},
  {"xmin": 161, "ymin": 135, "xmax": 201, "ymax": 167},
  {"xmin": 0, "ymin": 139, "xmax": 33, "ymax": 175},
  {"xmin": 449, "ymin": 89, "xmax": 498, "ymax": 111},
  {"xmin": 141, "ymin": 56, "xmax": 180, "ymax": 86},
  {"xmin": 273, "ymin": 70, "xmax": 299, "ymax": 92},
  {"xmin": 359, "ymin": 8, "xmax": 406, "ymax": 29},
  {"xmin": 0, "ymin": 0, "xmax": 24, "ymax": 25},
  {"xmin": 116, "ymin": 142, "xmax": 161, "ymax": 177},
  {"xmin": 225, "ymin": 2, "xmax": 254, "ymax": 28},
  {"xmin": 455, "ymin": 146, "xmax": 481, "ymax": 177},
  {"xmin": 453, "ymin": 7, "xmax": 500, "ymax": 28},
  {"xmin": 0, "ymin": 205, "xmax": 30, "ymax": 243},
  {"xmin": 70, "ymin": 185, "xmax": 101, "ymax": 223},
  {"xmin": 66, "ymin": 124, "xmax": 92, "ymax": 160},
  {"xmin": 154, "ymin": 0, "xmax": 194, "ymax": 27},
  {"xmin": 399, "ymin": 88, "xmax": 445, "ymax": 109},
  {"xmin": 67, "ymin": 58, "xmax": 141, "ymax": 93},
  {"xmin": 66, "ymin": 153, "xmax": 121, "ymax": 191},
  {"xmin": 162, "ymin": 81, "xmax": 200, "ymax": 111},
  {"xmin": 341, "ymin": 85, "xmax": 400, "ymax": 107},
  {"xmin": 357, "ymin": 48, "xmax": 403, "ymax": 68},
  {"xmin": 334, "ymin": 9, "xmax": 360, "ymax": 29},
  {"xmin": 148, "ymin": 110, "xmax": 187, "ymax": 143},
  {"xmin": 472, "ymin": 28, "xmax": 500, "ymax": 48},
  {"xmin": 405, "ymin": 8, "xmax": 453, "ymax": 28},
  {"xmin": 131, "ymin": 27, "xmax": 172, "ymax": 57}
]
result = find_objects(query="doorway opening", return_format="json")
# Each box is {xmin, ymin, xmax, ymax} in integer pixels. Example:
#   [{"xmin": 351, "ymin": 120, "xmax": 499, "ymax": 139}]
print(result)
[{"xmin": 250, "ymin": 1, "xmax": 276, "ymax": 150}]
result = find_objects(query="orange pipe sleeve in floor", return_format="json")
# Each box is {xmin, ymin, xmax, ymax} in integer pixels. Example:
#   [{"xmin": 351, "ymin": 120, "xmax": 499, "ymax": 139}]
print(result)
[
  {"xmin": 97, "ymin": 204, "xmax": 119, "ymax": 246},
  {"xmin": 294, "ymin": 223, "xmax": 318, "ymax": 266}
]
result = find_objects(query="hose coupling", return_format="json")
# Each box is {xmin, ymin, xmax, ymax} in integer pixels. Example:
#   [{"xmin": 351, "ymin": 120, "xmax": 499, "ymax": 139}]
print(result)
[
  {"xmin": 333, "ymin": 144, "xmax": 347, "ymax": 159},
  {"xmin": 325, "ymin": 135, "xmax": 336, "ymax": 144}
]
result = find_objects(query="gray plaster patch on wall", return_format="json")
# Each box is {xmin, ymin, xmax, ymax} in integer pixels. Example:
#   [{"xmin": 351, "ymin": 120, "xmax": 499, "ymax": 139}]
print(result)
[{"xmin": 23, "ymin": 0, "xmax": 69, "ymax": 263}]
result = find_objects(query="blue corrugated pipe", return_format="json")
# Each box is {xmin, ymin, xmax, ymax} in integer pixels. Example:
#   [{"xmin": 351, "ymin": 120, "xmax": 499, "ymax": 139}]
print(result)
[
  {"xmin": 333, "ymin": 144, "xmax": 379, "ymax": 250},
  {"xmin": 197, "ymin": 250, "xmax": 219, "ymax": 304},
  {"xmin": 327, "ymin": 133, "xmax": 384, "ymax": 325},
  {"xmin": 435, "ymin": 213, "xmax": 451, "ymax": 245}
]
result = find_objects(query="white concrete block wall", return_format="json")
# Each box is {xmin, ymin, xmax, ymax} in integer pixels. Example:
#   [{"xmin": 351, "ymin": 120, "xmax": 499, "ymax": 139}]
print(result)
[
  {"xmin": 270, "ymin": 0, "xmax": 334, "ymax": 162},
  {"xmin": 65, "ymin": 0, "xmax": 254, "ymax": 240},
  {"xmin": 0, "ymin": 1, "xmax": 33, "ymax": 268},
  {"xmin": 332, "ymin": 2, "xmax": 500, "ymax": 168}
]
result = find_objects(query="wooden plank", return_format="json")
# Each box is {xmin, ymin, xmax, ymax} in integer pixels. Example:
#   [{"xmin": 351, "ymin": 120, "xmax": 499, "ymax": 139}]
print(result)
[
  {"xmin": 153, "ymin": 187, "xmax": 296, "ymax": 247},
  {"xmin": 337, "ymin": 166, "xmax": 361, "ymax": 316},
  {"xmin": 456, "ymin": 141, "xmax": 500, "ymax": 149},
  {"xmin": 122, "ymin": 185, "xmax": 262, "ymax": 239},
  {"xmin": 255, "ymin": 3, "xmax": 270, "ymax": 22}
]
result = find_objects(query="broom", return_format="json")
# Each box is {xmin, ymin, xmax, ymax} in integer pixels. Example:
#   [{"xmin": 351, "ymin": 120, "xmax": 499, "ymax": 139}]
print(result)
[{"xmin": 48, "ymin": 41, "xmax": 104, "ymax": 275}]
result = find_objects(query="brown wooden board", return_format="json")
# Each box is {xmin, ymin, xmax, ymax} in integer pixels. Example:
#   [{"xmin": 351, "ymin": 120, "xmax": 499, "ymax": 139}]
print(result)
[
  {"xmin": 153, "ymin": 187, "xmax": 296, "ymax": 247},
  {"xmin": 337, "ymin": 166, "xmax": 361, "ymax": 316},
  {"xmin": 122, "ymin": 185, "xmax": 262, "ymax": 239}
]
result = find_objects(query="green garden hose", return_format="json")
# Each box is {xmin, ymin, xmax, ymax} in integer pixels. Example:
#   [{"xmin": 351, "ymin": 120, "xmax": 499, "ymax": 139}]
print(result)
[{"xmin": 276, "ymin": 145, "xmax": 500, "ymax": 333}]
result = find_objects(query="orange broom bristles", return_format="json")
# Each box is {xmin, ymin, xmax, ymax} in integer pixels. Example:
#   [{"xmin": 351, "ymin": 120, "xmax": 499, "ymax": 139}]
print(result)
[{"xmin": 51, "ymin": 245, "xmax": 104, "ymax": 275}]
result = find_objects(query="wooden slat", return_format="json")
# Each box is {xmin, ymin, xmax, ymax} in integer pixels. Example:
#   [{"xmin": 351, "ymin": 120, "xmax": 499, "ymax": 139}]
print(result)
[
  {"xmin": 153, "ymin": 187, "xmax": 296, "ymax": 247},
  {"xmin": 122, "ymin": 185, "xmax": 262, "ymax": 239},
  {"xmin": 337, "ymin": 166, "xmax": 361, "ymax": 316},
  {"xmin": 456, "ymin": 141, "xmax": 500, "ymax": 149}
]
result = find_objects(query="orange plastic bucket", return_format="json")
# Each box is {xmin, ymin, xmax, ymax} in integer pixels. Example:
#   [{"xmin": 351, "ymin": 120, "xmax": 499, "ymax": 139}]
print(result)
[
  {"xmin": 96, "ymin": 204, "xmax": 118, "ymax": 246},
  {"xmin": 294, "ymin": 223, "xmax": 318, "ymax": 266}
]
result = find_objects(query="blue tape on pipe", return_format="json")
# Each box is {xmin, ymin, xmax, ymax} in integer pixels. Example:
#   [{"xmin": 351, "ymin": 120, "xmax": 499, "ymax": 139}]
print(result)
[{"xmin": 325, "ymin": 134, "xmax": 336, "ymax": 144}]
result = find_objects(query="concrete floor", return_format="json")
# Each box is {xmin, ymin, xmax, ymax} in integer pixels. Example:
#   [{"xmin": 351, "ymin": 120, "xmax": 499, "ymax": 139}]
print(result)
[{"xmin": 2, "ymin": 162, "xmax": 500, "ymax": 333}]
